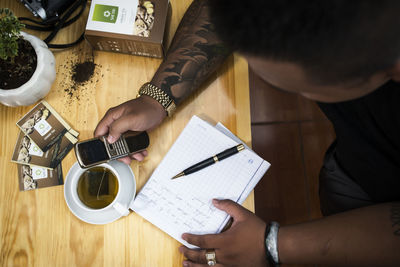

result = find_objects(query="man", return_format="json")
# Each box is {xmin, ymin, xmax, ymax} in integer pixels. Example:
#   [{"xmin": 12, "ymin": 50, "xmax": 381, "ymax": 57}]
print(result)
[{"xmin": 95, "ymin": 0, "xmax": 400, "ymax": 266}]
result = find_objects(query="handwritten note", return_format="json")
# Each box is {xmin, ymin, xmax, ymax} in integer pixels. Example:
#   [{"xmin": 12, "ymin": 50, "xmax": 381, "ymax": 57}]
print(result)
[{"xmin": 131, "ymin": 116, "xmax": 270, "ymax": 248}]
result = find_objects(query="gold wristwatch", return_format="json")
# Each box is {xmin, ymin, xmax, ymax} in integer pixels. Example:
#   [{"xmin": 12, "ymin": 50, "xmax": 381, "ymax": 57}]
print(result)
[{"xmin": 137, "ymin": 82, "xmax": 176, "ymax": 117}]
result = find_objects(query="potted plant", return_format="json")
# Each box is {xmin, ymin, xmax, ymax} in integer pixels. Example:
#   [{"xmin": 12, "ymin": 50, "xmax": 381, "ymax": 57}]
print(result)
[{"xmin": 0, "ymin": 8, "xmax": 56, "ymax": 107}]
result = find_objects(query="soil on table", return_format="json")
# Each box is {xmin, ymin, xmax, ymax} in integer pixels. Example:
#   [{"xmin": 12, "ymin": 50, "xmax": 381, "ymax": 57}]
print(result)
[
  {"xmin": 62, "ymin": 59, "xmax": 98, "ymax": 101},
  {"xmin": 71, "ymin": 61, "xmax": 96, "ymax": 83},
  {"xmin": 56, "ymin": 44, "xmax": 106, "ymax": 105},
  {"xmin": 0, "ymin": 39, "xmax": 37, "ymax": 89}
]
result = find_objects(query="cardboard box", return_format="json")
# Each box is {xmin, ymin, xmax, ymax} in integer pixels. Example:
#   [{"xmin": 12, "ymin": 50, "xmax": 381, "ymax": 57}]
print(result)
[{"xmin": 85, "ymin": 0, "xmax": 170, "ymax": 58}]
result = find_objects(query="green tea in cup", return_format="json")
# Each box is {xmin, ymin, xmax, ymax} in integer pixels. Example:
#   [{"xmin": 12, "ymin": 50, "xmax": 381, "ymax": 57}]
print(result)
[{"xmin": 77, "ymin": 167, "xmax": 119, "ymax": 209}]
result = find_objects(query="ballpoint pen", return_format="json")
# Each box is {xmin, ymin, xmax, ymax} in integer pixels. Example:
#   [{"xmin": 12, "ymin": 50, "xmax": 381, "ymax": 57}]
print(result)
[{"xmin": 171, "ymin": 144, "xmax": 245, "ymax": 179}]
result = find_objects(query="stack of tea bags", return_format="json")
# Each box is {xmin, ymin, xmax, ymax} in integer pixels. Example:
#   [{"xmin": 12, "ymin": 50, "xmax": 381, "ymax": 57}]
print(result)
[{"xmin": 11, "ymin": 101, "xmax": 79, "ymax": 191}]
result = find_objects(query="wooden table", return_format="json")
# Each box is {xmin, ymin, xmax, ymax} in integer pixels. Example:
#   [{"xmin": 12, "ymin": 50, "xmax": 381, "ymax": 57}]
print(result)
[{"xmin": 0, "ymin": 1, "xmax": 252, "ymax": 266}]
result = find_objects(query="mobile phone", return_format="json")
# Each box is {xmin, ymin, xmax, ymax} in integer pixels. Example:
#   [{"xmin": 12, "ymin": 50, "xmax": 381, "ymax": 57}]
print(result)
[{"xmin": 75, "ymin": 131, "xmax": 150, "ymax": 168}]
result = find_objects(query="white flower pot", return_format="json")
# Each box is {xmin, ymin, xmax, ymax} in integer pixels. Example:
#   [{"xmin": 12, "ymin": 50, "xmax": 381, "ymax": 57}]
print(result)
[{"xmin": 0, "ymin": 32, "xmax": 56, "ymax": 107}]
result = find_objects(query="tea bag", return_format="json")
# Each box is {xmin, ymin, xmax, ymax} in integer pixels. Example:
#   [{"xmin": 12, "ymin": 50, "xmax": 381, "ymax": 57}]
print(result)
[
  {"xmin": 77, "ymin": 167, "xmax": 118, "ymax": 209},
  {"xmin": 87, "ymin": 168, "xmax": 109, "ymax": 196}
]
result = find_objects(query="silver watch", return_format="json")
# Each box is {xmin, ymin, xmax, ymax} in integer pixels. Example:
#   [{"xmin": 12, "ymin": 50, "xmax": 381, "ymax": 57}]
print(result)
[{"xmin": 265, "ymin": 221, "xmax": 280, "ymax": 265}]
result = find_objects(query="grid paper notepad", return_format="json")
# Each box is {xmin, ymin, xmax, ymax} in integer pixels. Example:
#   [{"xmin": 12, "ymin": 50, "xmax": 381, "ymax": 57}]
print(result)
[{"xmin": 131, "ymin": 116, "xmax": 270, "ymax": 248}]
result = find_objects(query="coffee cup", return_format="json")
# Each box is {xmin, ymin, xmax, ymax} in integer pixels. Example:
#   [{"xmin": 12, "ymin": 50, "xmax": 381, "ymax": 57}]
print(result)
[{"xmin": 64, "ymin": 161, "xmax": 136, "ymax": 224}]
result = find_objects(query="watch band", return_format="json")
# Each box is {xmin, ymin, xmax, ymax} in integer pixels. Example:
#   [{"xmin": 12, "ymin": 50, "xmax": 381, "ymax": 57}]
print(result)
[
  {"xmin": 265, "ymin": 221, "xmax": 280, "ymax": 267},
  {"xmin": 138, "ymin": 82, "xmax": 176, "ymax": 117}
]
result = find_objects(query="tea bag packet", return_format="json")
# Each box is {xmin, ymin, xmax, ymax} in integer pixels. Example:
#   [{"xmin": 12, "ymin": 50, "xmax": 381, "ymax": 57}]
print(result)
[
  {"xmin": 12, "ymin": 131, "xmax": 78, "ymax": 169},
  {"xmin": 16, "ymin": 100, "xmax": 79, "ymax": 152},
  {"xmin": 17, "ymin": 163, "xmax": 63, "ymax": 191},
  {"xmin": 51, "ymin": 132, "xmax": 78, "ymax": 168}
]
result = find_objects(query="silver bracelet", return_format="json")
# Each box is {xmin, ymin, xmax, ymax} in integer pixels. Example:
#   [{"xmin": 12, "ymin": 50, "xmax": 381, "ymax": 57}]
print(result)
[{"xmin": 265, "ymin": 221, "xmax": 280, "ymax": 265}]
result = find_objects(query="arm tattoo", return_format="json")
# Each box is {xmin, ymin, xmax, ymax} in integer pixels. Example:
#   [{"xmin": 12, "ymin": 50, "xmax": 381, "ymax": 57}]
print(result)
[
  {"xmin": 151, "ymin": 0, "xmax": 231, "ymax": 105},
  {"xmin": 390, "ymin": 202, "xmax": 400, "ymax": 236}
]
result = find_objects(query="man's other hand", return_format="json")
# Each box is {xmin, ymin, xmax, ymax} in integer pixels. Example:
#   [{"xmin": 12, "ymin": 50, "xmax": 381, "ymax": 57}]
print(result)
[
  {"xmin": 179, "ymin": 199, "xmax": 268, "ymax": 267},
  {"xmin": 94, "ymin": 95, "xmax": 166, "ymax": 164}
]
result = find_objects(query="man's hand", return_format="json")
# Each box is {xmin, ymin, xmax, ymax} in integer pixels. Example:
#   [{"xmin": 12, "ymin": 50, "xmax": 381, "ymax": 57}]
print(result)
[
  {"xmin": 179, "ymin": 199, "xmax": 268, "ymax": 267},
  {"xmin": 94, "ymin": 95, "xmax": 166, "ymax": 164}
]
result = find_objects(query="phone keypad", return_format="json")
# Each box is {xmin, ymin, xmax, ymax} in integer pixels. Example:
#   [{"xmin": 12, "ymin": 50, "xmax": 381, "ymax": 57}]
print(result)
[{"xmin": 106, "ymin": 138, "xmax": 129, "ymax": 159}]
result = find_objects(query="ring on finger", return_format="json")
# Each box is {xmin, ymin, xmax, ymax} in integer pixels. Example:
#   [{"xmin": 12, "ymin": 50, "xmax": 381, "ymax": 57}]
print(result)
[{"xmin": 205, "ymin": 249, "xmax": 217, "ymax": 266}]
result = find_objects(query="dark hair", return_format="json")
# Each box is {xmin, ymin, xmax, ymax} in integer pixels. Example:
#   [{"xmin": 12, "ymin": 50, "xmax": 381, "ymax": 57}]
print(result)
[{"xmin": 210, "ymin": 0, "xmax": 400, "ymax": 84}]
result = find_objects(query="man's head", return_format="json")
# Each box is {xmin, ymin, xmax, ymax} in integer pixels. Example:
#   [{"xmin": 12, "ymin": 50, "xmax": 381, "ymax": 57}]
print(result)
[{"xmin": 210, "ymin": 0, "xmax": 400, "ymax": 102}]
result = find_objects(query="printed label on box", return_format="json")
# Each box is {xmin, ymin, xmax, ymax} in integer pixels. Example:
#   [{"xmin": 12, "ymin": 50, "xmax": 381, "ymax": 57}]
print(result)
[
  {"xmin": 86, "ymin": 0, "xmax": 138, "ymax": 35},
  {"xmin": 31, "ymin": 166, "xmax": 48, "ymax": 179},
  {"xmin": 93, "ymin": 4, "xmax": 118, "ymax": 23},
  {"xmin": 28, "ymin": 143, "xmax": 44, "ymax": 157},
  {"xmin": 34, "ymin": 118, "xmax": 52, "ymax": 136}
]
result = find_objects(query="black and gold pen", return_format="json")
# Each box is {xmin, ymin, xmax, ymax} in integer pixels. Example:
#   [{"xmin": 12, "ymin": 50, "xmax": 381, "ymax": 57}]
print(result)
[{"xmin": 171, "ymin": 144, "xmax": 245, "ymax": 180}]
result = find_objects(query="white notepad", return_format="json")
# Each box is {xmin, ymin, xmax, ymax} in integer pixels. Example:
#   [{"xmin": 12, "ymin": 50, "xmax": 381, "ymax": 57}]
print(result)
[{"xmin": 131, "ymin": 116, "xmax": 270, "ymax": 248}]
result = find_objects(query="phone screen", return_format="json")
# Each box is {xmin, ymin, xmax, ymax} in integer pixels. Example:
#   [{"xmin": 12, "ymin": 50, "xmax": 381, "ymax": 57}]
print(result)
[
  {"xmin": 125, "ymin": 132, "xmax": 150, "ymax": 152},
  {"xmin": 77, "ymin": 139, "xmax": 109, "ymax": 166}
]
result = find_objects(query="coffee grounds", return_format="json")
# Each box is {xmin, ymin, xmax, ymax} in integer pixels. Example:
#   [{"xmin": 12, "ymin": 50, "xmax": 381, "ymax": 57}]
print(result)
[
  {"xmin": 71, "ymin": 61, "xmax": 96, "ymax": 83},
  {"xmin": 56, "ymin": 44, "xmax": 107, "ymax": 105},
  {"xmin": 60, "ymin": 58, "xmax": 101, "ymax": 101}
]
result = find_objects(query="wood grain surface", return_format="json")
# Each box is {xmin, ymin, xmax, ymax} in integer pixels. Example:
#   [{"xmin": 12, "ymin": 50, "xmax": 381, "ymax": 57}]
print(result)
[{"xmin": 0, "ymin": 1, "xmax": 253, "ymax": 266}]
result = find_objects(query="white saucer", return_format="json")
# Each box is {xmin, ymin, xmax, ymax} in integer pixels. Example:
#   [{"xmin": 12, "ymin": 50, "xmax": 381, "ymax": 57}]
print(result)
[{"xmin": 64, "ymin": 161, "xmax": 136, "ymax": 225}]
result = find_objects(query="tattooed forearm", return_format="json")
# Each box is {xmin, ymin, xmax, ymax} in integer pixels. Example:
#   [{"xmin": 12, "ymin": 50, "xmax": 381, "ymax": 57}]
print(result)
[
  {"xmin": 391, "ymin": 202, "xmax": 400, "ymax": 236},
  {"xmin": 151, "ymin": 0, "xmax": 230, "ymax": 105}
]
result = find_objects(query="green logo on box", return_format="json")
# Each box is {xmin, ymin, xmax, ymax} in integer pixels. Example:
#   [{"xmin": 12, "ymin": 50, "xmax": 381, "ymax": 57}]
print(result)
[{"xmin": 92, "ymin": 4, "xmax": 118, "ymax": 23}]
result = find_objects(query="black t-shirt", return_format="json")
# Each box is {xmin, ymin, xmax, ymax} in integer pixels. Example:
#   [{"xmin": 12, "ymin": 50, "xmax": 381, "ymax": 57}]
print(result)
[{"xmin": 318, "ymin": 81, "xmax": 400, "ymax": 202}]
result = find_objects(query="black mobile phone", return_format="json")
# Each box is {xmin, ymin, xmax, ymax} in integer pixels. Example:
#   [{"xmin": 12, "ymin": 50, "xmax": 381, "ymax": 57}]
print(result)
[{"xmin": 74, "ymin": 131, "xmax": 150, "ymax": 168}]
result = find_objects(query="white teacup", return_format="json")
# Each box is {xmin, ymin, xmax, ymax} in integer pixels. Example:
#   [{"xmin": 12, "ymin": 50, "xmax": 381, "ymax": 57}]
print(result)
[{"xmin": 64, "ymin": 161, "xmax": 136, "ymax": 224}]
